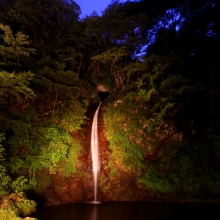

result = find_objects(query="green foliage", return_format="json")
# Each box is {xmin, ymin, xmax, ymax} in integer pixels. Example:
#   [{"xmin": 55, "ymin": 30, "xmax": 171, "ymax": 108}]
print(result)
[
  {"xmin": 0, "ymin": 209, "xmax": 22, "ymax": 220},
  {"xmin": 31, "ymin": 67, "xmax": 90, "ymax": 131},
  {"xmin": 11, "ymin": 176, "xmax": 36, "ymax": 193},
  {"xmin": 0, "ymin": 133, "xmax": 5, "ymax": 157},
  {"xmin": 0, "ymin": 165, "xmax": 10, "ymax": 194},
  {"xmin": 0, "ymin": 23, "xmax": 35, "ymax": 71},
  {"xmin": 92, "ymin": 47, "xmax": 128, "ymax": 65},
  {"xmin": 0, "ymin": 23, "xmax": 35, "ymax": 57},
  {"xmin": 0, "ymin": 0, "xmax": 81, "ymax": 63},
  {"xmin": 0, "ymin": 71, "xmax": 36, "ymax": 102},
  {"xmin": 9, "ymin": 124, "xmax": 73, "ymax": 174},
  {"xmin": 147, "ymin": 101, "xmax": 175, "ymax": 132},
  {"xmin": 34, "ymin": 173, "xmax": 52, "ymax": 193},
  {"xmin": 53, "ymin": 99, "xmax": 87, "ymax": 131},
  {"xmin": 59, "ymin": 141, "xmax": 81, "ymax": 177},
  {"xmin": 14, "ymin": 199, "xmax": 36, "ymax": 217},
  {"xmin": 139, "ymin": 165, "xmax": 174, "ymax": 194},
  {"xmin": 38, "ymin": 127, "xmax": 72, "ymax": 173},
  {"xmin": 139, "ymin": 151, "xmax": 197, "ymax": 197},
  {"xmin": 170, "ymin": 154, "xmax": 198, "ymax": 195},
  {"xmin": 0, "ymin": 133, "xmax": 10, "ymax": 194},
  {"xmin": 0, "ymin": 24, "xmax": 36, "ymax": 104},
  {"xmin": 0, "ymin": 195, "xmax": 36, "ymax": 219},
  {"xmin": 104, "ymin": 98, "xmax": 145, "ymax": 172},
  {"xmin": 107, "ymin": 160, "xmax": 119, "ymax": 178},
  {"xmin": 139, "ymin": 141, "xmax": 220, "ymax": 201},
  {"xmin": 92, "ymin": 47, "xmax": 129, "ymax": 87}
]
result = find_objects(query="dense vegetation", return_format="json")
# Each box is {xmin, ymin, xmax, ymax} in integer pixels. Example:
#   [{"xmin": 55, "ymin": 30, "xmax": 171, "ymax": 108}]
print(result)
[
  {"xmin": 0, "ymin": 0, "xmax": 220, "ymax": 218},
  {"xmin": 97, "ymin": 0, "xmax": 220, "ymax": 201}
]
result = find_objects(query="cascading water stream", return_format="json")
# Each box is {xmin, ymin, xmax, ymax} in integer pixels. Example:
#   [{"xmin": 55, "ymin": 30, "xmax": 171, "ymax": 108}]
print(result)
[{"xmin": 91, "ymin": 102, "xmax": 102, "ymax": 202}]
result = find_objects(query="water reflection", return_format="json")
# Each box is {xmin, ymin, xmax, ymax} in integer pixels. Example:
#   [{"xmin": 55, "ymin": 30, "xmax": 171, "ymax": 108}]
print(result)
[
  {"xmin": 91, "ymin": 204, "xmax": 97, "ymax": 220},
  {"xmin": 32, "ymin": 201, "xmax": 220, "ymax": 220}
]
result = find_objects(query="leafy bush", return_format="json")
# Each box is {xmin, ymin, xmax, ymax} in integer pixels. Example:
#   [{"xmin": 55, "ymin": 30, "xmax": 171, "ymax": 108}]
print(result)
[
  {"xmin": 14, "ymin": 199, "xmax": 36, "ymax": 217},
  {"xmin": 53, "ymin": 99, "xmax": 87, "ymax": 131},
  {"xmin": 139, "ymin": 140, "xmax": 220, "ymax": 201},
  {"xmin": 8, "ymin": 124, "xmax": 73, "ymax": 174},
  {"xmin": 59, "ymin": 141, "xmax": 81, "ymax": 177},
  {"xmin": 11, "ymin": 176, "xmax": 36, "ymax": 193},
  {"xmin": 0, "ymin": 204, "xmax": 37, "ymax": 220},
  {"xmin": 0, "ymin": 133, "xmax": 10, "ymax": 194},
  {"xmin": 104, "ymin": 96, "xmax": 146, "ymax": 172},
  {"xmin": 0, "ymin": 209, "xmax": 22, "ymax": 220},
  {"xmin": 139, "ymin": 165, "xmax": 174, "ymax": 194}
]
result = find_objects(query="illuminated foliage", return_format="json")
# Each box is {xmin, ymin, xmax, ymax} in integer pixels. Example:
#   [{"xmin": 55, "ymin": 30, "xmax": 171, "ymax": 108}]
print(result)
[
  {"xmin": 0, "ymin": 134, "xmax": 10, "ymax": 194},
  {"xmin": 8, "ymin": 121, "xmax": 76, "ymax": 174},
  {"xmin": 59, "ymin": 141, "xmax": 81, "ymax": 177},
  {"xmin": 0, "ymin": 209, "xmax": 23, "ymax": 220},
  {"xmin": 0, "ymin": 24, "xmax": 35, "ymax": 104},
  {"xmin": 0, "ymin": 71, "xmax": 35, "ymax": 103},
  {"xmin": 0, "ymin": 195, "xmax": 37, "ymax": 219},
  {"xmin": 104, "ymin": 96, "xmax": 147, "ymax": 172}
]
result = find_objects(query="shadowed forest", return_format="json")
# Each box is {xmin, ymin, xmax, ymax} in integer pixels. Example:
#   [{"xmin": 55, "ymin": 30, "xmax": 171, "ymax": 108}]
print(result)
[{"xmin": 0, "ymin": 0, "xmax": 220, "ymax": 219}]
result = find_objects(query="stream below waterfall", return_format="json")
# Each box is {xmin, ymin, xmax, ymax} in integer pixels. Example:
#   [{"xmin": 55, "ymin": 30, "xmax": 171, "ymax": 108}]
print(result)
[{"xmin": 32, "ymin": 201, "xmax": 220, "ymax": 220}]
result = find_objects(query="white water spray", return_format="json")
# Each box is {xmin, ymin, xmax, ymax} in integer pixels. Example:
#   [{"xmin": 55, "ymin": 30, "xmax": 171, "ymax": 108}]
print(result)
[{"xmin": 91, "ymin": 103, "xmax": 102, "ymax": 202}]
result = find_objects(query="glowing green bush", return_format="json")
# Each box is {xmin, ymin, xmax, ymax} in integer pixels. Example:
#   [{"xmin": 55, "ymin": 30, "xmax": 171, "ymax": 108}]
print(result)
[
  {"xmin": 14, "ymin": 199, "xmax": 36, "ymax": 217},
  {"xmin": 104, "ymin": 97, "xmax": 145, "ymax": 172},
  {"xmin": 0, "ymin": 207, "xmax": 37, "ymax": 220},
  {"xmin": 59, "ymin": 141, "xmax": 81, "ymax": 177},
  {"xmin": 53, "ymin": 99, "xmax": 87, "ymax": 131},
  {"xmin": 0, "ymin": 209, "xmax": 22, "ymax": 220},
  {"xmin": 11, "ymin": 176, "xmax": 36, "ymax": 193},
  {"xmin": 8, "ymin": 124, "xmax": 74, "ymax": 174},
  {"xmin": 0, "ymin": 133, "xmax": 10, "ymax": 194}
]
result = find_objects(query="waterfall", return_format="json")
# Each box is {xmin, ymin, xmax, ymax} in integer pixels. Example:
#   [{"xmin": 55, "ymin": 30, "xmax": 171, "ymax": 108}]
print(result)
[{"xmin": 91, "ymin": 102, "xmax": 102, "ymax": 202}]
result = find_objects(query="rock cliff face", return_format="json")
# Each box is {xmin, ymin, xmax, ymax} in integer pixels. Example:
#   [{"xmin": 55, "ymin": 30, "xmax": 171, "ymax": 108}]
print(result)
[{"xmin": 34, "ymin": 102, "xmax": 149, "ymax": 206}]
